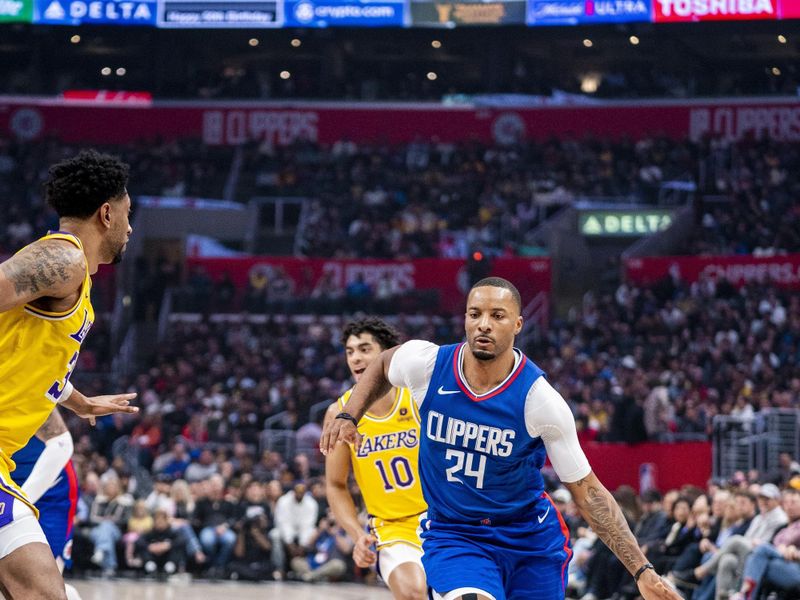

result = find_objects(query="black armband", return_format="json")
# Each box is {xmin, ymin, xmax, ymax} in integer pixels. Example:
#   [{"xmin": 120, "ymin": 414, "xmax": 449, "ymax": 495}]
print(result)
[
  {"xmin": 633, "ymin": 562, "xmax": 655, "ymax": 582},
  {"xmin": 335, "ymin": 412, "xmax": 359, "ymax": 427}
]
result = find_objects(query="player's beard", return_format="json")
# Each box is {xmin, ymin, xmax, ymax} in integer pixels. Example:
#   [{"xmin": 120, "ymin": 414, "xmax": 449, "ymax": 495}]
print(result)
[
  {"xmin": 104, "ymin": 237, "xmax": 126, "ymax": 264},
  {"xmin": 471, "ymin": 348, "xmax": 495, "ymax": 361},
  {"xmin": 111, "ymin": 247, "xmax": 125, "ymax": 264}
]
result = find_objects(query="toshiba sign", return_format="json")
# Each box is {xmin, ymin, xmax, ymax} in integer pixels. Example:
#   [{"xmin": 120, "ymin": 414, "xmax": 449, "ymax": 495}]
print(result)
[{"xmin": 654, "ymin": 0, "xmax": 777, "ymax": 21}]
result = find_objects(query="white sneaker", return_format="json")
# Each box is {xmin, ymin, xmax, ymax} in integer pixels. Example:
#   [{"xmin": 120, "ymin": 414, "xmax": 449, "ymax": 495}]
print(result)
[
  {"xmin": 145, "ymin": 560, "xmax": 157, "ymax": 574},
  {"xmin": 91, "ymin": 550, "xmax": 105, "ymax": 566},
  {"xmin": 165, "ymin": 561, "xmax": 177, "ymax": 574}
]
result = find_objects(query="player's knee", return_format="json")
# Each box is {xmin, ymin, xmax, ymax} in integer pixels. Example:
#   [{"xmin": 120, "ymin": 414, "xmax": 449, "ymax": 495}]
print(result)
[
  {"xmin": 30, "ymin": 581, "xmax": 68, "ymax": 600},
  {"xmin": 395, "ymin": 583, "xmax": 427, "ymax": 600}
]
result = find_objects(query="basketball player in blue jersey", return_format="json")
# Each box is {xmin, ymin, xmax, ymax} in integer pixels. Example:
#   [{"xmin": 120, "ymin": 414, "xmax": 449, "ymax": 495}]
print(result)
[
  {"xmin": 322, "ymin": 277, "xmax": 681, "ymax": 600},
  {"xmin": 11, "ymin": 410, "xmax": 83, "ymax": 600}
]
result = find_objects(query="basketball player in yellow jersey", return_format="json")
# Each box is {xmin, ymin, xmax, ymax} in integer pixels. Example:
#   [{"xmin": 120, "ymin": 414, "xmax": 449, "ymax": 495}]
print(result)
[
  {"xmin": 0, "ymin": 149, "xmax": 139, "ymax": 600},
  {"xmin": 325, "ymin": 318, "xmax": 427, "ymax": 600}
]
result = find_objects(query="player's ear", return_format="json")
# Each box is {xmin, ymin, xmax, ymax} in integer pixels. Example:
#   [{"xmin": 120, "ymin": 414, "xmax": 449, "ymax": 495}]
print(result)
[
  {"xmin": 99, "ymin": 202, "xmax": 113, "ymax": 230},
  {"xmin": 515, "ymin": 315, "xmax": 523, "ymax": 335}
]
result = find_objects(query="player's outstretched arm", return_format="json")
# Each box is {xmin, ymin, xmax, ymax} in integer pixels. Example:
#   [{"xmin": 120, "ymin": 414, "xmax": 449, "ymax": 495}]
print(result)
[
  {"xmin": 323, "ymin": 403, "xmax": 377, "ymax": 567},
  {"xmin": 320, "ymin": 346, "xmax": 399, "ymax": 455},
  {"xmin": 61, "ymin": 383, "xmax": 138, "ymax": 425},
  {"xmin": 0, "ymin": 239, "xmax": 85, "ymax": 312},
  {"xmin": 565, "ymin": 472, "xmax": 682, "ymax": 600}
]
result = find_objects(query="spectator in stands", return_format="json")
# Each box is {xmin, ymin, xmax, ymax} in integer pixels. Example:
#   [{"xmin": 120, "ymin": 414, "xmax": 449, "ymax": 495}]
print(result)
[
  {"xmin": 194, "ymin": 474, "xmax": 238, "ymax": 577},
  {"xmin": 185, "ymin": 448, "xmax": 218, "ymax": 482},
  {"xmin": 681, "ymin": 483, "xmax": 788, "ymax": 599},
  {"xmin": 237, "ymin": 480, "xmax": 271, "ymax": 522},
  {"xmin": 289, "ymin": 514, "xmax": 352, "ymax": 583},
  {"xmin": 123, "ymin": 499, "xmax": 154, "ymax": 568},
  {"xmin": 139, "ymin": 509, "xmax": 181, "ymax": 576},
  {"xmin": 649, "ymin": 496, "xmax": 697, "ymax": 575},
  {"xmin": 89, "ymin": 477, "xmax": 135, "ymax": 576},
  {"xmin": 775, "ymin": 452, "xmax": 800, "ymax": 487},
  {"xmin": 154, "ymin": 441, "xmax": 191, "ymax": 479},
  {"xmin": 145, "ymin": 474, "xmax": 176, "ymax": 516},
  {"xmin": 252, "ymin": 450, "xmax": 286, "ymax": 482},
  {"xmin": 730, "ymin": 486, "xmax": 800, "ymax": 600},
  {"xmin": 131, "ymin": 413, "xmax": 163, "ymax": 469},
  {"xmin": 182, "ymin": 414, "xmax": 210, "ymax": 448},
  {"xmin": 271, "ymin": 482, "xmax": 319, "ymax": 579},
  {"xmin": 169, "ymin": 478, "xmax": 206, "ymax": 566},
  {"xmin": 733, "ymin": 491, "xmax": 759, "ymax": 533},
  {"xmin": 229, "ymin": 506, "xmax": 273, "ymax": 581},
  {"xmin": 637, "ymin": 489, "xmax": 670, "ymax": 556}
]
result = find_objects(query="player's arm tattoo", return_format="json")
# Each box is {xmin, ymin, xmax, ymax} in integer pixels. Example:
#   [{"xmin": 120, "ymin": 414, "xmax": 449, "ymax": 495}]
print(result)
[
  {"xmin": 36, "ymin": 408, "xmax": 69, "ymax": 441},
  {"xmin": 566, "ymin": 473, "xmax": 645, "ymax": 575},
  {"xmin": 0, "ymin": 240, "xmax": 84, "ymax": 300}
]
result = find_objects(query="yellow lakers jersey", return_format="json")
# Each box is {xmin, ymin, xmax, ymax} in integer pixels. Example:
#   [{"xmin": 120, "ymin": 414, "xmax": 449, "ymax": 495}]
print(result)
[
  {"xmin": 0, "ymin": 232, "xmax": 94, "ymax": 509},
  {"xmin": 338, "ymin": 387, "xmax": 426, "ymax": 521}
]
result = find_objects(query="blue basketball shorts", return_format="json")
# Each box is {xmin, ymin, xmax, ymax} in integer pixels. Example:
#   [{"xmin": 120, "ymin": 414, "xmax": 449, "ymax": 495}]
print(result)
[{"xmin": 420, "ymin": 493, "xmax": 572, "ymax": 600}]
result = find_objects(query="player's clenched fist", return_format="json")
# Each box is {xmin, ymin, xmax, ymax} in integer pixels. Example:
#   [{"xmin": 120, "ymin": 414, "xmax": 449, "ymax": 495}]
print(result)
[
  {"xmin": 320, "ymin": 414, "xmax": 359, "ymax": 455},
  {"xmin": 353, "ymin": 533, "xmax": 378, "ymax": 568}
]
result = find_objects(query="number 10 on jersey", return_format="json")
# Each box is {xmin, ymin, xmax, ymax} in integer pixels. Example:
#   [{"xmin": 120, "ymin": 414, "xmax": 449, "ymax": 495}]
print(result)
[{"xmin": 374, "ymin": 456, "xmax": 415, "ymax": 492}]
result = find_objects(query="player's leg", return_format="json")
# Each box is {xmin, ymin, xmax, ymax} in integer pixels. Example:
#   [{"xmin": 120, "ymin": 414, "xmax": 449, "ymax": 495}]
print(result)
[
  {"xmin": 53, "ymin": 557, "xmax": 85, "ymax": 600},
  {"xmin": 0, "ymin": 498, "xmax": 67, "ymax": 600},
  {"xmin": 380, "ymin": 544, "xmax": 426, "ymax": 600},
  {"xmin": 0, "ymin": 544, "xmax": 67, "ymax": 600}
]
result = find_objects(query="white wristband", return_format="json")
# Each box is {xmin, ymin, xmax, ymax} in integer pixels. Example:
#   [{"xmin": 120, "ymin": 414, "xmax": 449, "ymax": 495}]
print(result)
[{"xmin": 60, "ymin": 381, "xmax": 74, "ymax": 403}]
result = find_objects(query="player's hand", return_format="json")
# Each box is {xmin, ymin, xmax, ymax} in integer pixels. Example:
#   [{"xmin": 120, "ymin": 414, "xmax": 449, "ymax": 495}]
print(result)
[
  {"xmin": 320, "ymin": 416, "xmax": 359, "ymax": 456},
  {"xmin": 79, "ymin": 393, "xmax": 138, "ymax": 425},
  {"xmin": 637, "ymin": 568, "xmax": 683, "ymax": 600},
  {"xmin": 352, "ymin": 533, "xmax": 377, "ymax": 568}
]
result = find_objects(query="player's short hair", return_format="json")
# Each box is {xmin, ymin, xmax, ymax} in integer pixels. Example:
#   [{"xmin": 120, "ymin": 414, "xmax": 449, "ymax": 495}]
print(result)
[
  {"xmin": 45, "ymin": 149, "xmax": 129, "ymax": 219},
  {"xmin": 469, "ymin": 277, "xmax": 522, "ymax": 313},
  {"xmin": 341, "ymin": 317, "xmax": 401, "ymax": 350}
]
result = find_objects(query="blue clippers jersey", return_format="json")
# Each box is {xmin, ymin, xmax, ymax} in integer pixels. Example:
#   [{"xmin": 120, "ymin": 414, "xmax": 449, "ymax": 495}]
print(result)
[
  {"xmin": 11, "ymin": 436, "xmax": 70, "ymax": 506},
  {"xmin": 419, "ymin": 343, "xmax": 547, "ymax": 523}
]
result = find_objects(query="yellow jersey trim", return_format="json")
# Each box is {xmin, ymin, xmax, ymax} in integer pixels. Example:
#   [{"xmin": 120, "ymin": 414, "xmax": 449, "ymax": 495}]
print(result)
[
  {"xmin": 337, "ymin": 387, "xmax": 403, "ymax": 422},
  {"xmin": 363, "ymin": 387, "xmax": 403, "ymax": 422},
  {"xmin": 376, "ymin": 539, "xmax": 423, "ymax": 551},
  {"xmin": 0, "ymin": 475, "xmax": 39, "ymax": 518},
  {"xmin": 22, "ymin": 232, "xmax": 89, "ymax": 319},
  {"xmin": 23, "ymin": 304, "xmax": 82, "ymax": 320}
]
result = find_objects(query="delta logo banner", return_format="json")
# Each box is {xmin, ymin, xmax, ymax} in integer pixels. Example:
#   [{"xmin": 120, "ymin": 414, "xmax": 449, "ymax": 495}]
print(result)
[{"xmin": 33, "ymin": 0, "xmax": 157, "ymax": 24}]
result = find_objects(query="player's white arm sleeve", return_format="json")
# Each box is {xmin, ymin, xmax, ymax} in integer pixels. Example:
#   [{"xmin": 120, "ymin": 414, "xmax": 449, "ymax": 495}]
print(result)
[
  {"xmin": 525, "ymin": 377, "xmax": 592, "ymax": 483},
  {"xmin": 58, "ymin": 381, "xmax": 74, "ymax": 404},
  {"xmin": 20, "ymin": 431, "xmax": 74, "ymax": 504},
  {"xmin": 387, "ymin": 339, "xmax": 439, "ymax": 408}
]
